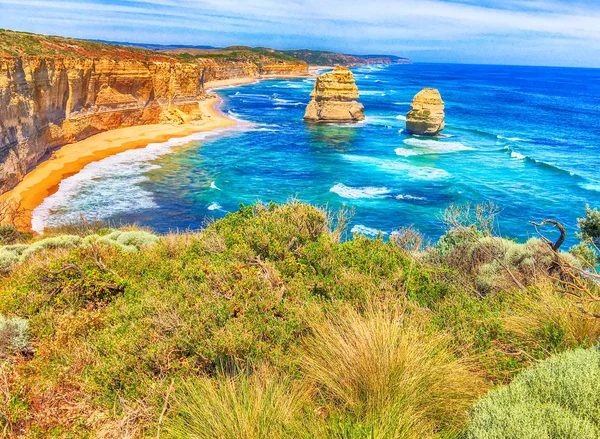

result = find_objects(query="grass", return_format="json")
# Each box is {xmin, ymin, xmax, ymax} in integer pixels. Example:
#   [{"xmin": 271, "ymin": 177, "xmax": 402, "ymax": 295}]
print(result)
[
  {"xmin": 300, "ymin": 306, "xmax": 485, "ymax": 438},
  {"xmin": 0, "ymin": 201, "xmax": 597, "ymax": 437}
]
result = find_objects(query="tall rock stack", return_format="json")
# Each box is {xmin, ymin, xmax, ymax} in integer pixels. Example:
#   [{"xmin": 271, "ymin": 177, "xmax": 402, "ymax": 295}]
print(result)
[
  {"xmin": 405, "ymin": 88, "xmax": 445, "ymax": 136},
  {"xmin": 304, "ymin": 67, "xmax": 365, "ymax": 123}
]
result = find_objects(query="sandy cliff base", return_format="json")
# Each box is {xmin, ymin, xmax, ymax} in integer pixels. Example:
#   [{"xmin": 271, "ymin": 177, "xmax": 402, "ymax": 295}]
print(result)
[{"xmin": 2, "ymin": 97, "xmax": 235, "ymax": 231}]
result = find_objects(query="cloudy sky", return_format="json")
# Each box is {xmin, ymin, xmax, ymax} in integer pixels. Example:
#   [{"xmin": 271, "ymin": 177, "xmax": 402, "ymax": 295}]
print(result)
[{"xmin": 1, "ymin": 0, "xmax": 599, "ymax": 67}]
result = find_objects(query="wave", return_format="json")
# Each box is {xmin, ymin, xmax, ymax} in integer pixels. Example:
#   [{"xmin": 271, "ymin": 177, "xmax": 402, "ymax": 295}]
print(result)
[
  {"xmin": 397, "ymin": 138, "xmax": 474, "ymax": 156},
  {"xmin": 396, "ymin": 114, "xmax": 407, "ymax": 121},
  {"xmin": 580, "ymin": 182, "xmax": 600, "ymax": 192},
  {"xmin": 272, "ymin": 97, "xmax": 304, "ymax": 106},
  {"xmin": 502, "ymin": 146, "xmax": 581, "ymax": 178},
  {"xmin": 210, "ymin": 181, "xmax": 221, "ymax": 190},
  {"xmin": 31, "ymin": 131, "xmax": 222, "ymax": 233},
  {"xmin": 360, "ymin": 91, "xmax": 387, "ymax": 96},
  {"xmin": 208, "ymin": 202, "xmax": 223, "ymax": 211},
  {"xmin": 351, "ymin": 224, "xmax": 388, "ymax": 237},
  {"xmin": 330, "ymin": 183, "xmax": 391, "ymax": 199},
  {"xmin": 396, "ymin": 194, "xmax": 426, "ymax": 201},
  {"xmin": 341, "ymin": 155, "xmax": 450, "ymax": 180},
  {"xmin": 497, "ymin": 135, "xmax": 528, "ymax": 142},
  {"xmin": 394, "ymin": 102, "xmax": 411, "ymax": 105}
]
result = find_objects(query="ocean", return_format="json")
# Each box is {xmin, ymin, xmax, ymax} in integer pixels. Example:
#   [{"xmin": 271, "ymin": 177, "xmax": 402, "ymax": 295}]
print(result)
[{"xmin": 32, "ymin": 63, "xmax": 600, "ymax": 247}]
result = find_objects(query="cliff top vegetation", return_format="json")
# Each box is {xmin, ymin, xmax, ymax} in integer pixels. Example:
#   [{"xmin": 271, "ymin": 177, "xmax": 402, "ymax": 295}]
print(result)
[
  {"xmin": 0, "ymin": 29, "xmax": 306, "ymax": 67},
  {"xmin": 0, "ymin": 200, "xmax": 599, "ymax": 437}
]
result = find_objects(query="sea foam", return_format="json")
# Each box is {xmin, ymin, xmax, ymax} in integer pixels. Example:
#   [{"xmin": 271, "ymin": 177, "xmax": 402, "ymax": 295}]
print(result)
[
  {"xmin": 31, "ymin": 131, "xmax": 227, "ymax": 234},
  {"xmin": 396, "ymin": 138, "xmax": 474, "ymax": 156},
  {"xmin": 330, "ymin": 183, "xmax": 391, "ymax": 199}
]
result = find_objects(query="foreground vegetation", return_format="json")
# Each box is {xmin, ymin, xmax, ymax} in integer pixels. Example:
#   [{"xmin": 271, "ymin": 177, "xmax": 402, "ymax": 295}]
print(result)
[{"xmin": 0, "ymin": 202, "xmax": 599, "ymax": 438}]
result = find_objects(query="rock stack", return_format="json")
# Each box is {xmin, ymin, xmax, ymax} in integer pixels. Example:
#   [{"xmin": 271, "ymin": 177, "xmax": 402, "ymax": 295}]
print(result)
[
  {"xmin": 304, "ymin": 67, "xmax": 365, "ymax": 123},
  {"xmin": 405, "ymin": 88, "xmax": 445, "ymax": 136}
]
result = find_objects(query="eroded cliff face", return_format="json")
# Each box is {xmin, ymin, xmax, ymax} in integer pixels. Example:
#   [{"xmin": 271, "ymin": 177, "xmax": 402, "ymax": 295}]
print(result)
[
  {"xmin": 0, "ymin": 56, "xmax": 210, "ymax": 192},
  {"xmin": 304, "ymin": 67, "xmax": 365, "ymax": 123},
  {"xmin": 0, "ymin": 55, "xmax": 309, "ymax": 193}
]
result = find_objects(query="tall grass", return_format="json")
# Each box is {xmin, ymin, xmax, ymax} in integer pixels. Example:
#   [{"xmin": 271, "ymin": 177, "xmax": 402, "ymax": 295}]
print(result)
[
  {"xmin": 165, "ymin": 366, "xmax": 305, "ymax": 439},
  {"xmin": 301, "ymin": 307, "xmax": 486, "ymax": 438}
]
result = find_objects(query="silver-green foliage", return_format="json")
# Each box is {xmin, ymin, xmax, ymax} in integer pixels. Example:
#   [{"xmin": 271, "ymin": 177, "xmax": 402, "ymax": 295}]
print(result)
[
  {"xmin": 0, "ymin": 230, "xmax": 159, "ymax": 271},
  {"xmin": 465, "ymin": 346, "xmax": 600, "ymax": 439},
  {"xmin": 0, "ymin": 314, "xmax": 30, "ymax": 354}
]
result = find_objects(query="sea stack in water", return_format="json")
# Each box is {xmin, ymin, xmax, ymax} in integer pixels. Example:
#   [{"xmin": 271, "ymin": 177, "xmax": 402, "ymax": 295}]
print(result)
[
  {"xmin": 304, "ymin": 67, "xmax": 365, "ymax": 123},
  {"xmin": 406, "ymin": 88, "xmax": 445, "ymax": 136}
]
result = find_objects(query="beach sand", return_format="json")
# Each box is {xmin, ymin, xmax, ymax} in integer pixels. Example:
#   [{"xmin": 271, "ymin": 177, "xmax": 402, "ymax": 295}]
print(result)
[{"xmin": 2, "ymin": 97, "xmax": 235, "ymax": 231}]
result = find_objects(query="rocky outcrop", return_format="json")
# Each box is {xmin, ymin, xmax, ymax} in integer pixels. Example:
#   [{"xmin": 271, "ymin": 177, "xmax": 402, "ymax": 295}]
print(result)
[
  {"xmin": 304, "ymin": 67, "xmax": 364, "ymax": 123},
  {"xmin": 405, "ymin": 88, "xmax": 445, "ymax": 136}
]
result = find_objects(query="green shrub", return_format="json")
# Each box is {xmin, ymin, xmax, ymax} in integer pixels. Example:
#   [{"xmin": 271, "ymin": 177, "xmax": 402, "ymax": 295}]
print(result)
[
  {"xmin": 465, "ymin": 346, "xmax": 600, "ymax": 439},
  {"xmin": 0, "ymin": 224, "xmax": 32, "ymax": 245},
  {"xmin": 577, "ymin": 205, "xmax": 600, "ymax": 247},
  {"xmin": 19, "ymin": 235, "xmax": 83, "ymax": 261},
  {"xmin": 0, "ymin": 314, "xmax": 29, "ymax": 356}
]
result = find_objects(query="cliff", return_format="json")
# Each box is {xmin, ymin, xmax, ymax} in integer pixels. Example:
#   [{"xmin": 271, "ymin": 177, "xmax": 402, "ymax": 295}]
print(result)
[
  {"xmin": 304, "ymin": 67, "xmax": 364, "ymax": 123},
  {"xmin": 0, "ymin": 56, "xmax": 209, "ymax": 193},
  {"xmin": 405, "ymin": 88, "xmax": 445, "ymax": 136},
  {"xmin": 0, "ymin": 31, "xmax": 308, "ymax": 194},
  {"xmin": 282, "ymin": 50, "xmax": 411, "ymax": 67}
]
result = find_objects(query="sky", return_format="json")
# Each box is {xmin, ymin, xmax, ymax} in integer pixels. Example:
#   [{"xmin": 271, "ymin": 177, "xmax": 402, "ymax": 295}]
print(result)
[{"xmin": 1, "ymin": 0, "xmax": 599, "ymax": 67}]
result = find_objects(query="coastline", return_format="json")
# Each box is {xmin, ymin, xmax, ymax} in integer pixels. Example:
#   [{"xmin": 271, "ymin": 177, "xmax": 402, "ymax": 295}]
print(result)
[
  {"xmin": 2, "ymin": 97, "xmax": 235, "ymax": 231},
  {"xmin": 3, "ymin": 71, "xmax": 314, "ymax": 232}
]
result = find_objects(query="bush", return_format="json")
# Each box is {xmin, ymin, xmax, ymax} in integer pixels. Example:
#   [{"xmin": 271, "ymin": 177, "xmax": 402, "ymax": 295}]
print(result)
[
  {"xmin": 0, "ymin": 224, "xmax": 32, "ymax": 245},
  {"xmin": 577, "ymin": 205, "xmax": 600, "ymax": 247},
  {"xmin": 19, "ymin": 235, "xmax": 83, "ymax": 260},
  {"xmin": 0, "ymin": 229, "xmax": 160, "ymax": 273},
  {"xmin": 465, "ymin": 346, "xmax": 600, "ymax": 439},
  {"xmin": 0, "ymin": 314, "xmax": 29, "ymax": 356}
]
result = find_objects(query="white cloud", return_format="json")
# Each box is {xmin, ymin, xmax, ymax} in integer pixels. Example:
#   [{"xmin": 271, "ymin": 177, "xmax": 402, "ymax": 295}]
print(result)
[{"xmin": 0, "ymin": 0, "xmax": 599, "ymax": 66}]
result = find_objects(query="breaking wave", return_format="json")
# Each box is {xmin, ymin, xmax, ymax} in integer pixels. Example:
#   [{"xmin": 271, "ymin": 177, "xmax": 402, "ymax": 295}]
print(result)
[{"xmin": 330, "ymin": 183, "xmax": 391, "ymax": 199}]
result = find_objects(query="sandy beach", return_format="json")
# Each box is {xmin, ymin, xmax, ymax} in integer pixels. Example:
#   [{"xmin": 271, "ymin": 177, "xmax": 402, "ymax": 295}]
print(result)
[
  {"xmin": 204, "ymin": 72, "xmax": 313, "ymax": 91},
  {"xmin": 2, "ymin": 97, "xmax": 235, "ymax": 231},
  {"xmin": 3, "ymin": 72, "xmax": 316, "ymax": 232}
]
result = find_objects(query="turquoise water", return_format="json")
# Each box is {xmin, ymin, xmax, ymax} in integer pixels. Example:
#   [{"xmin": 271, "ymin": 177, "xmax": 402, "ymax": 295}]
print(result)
[{"xmin": 34, "ymin": 63, "xmax": 600, "ymax": 246}]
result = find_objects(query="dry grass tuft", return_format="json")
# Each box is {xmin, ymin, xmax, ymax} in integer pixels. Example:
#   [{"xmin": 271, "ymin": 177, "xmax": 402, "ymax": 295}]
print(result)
[
  {"xmin": 165, "ymin": 366, "xmax": 306, "ymax": 439},
  {"xmin": 301, "ymin": 307, "xmax": 486, "ymax": 438}
]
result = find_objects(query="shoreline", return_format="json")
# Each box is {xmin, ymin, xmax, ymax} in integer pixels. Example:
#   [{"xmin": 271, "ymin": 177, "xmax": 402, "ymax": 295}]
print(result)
[
  {"xmin": 3, "ymin": 72, "xmax": 314, "ymax": 232},
  {"xmin": 2, "ymin": 97, "xmax": 235, "ymax": 231}
]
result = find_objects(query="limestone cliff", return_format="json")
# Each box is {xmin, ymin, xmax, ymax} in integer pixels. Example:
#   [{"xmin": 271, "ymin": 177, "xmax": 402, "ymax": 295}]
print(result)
[
  {"xmin": 0, "ymin": 56, "xmax": 209, "ymax": 192},
  {"xmin": 304, "ymin": 67, "xmax": 364, "ymax": 123},
  {"xmin": 405, "ymin": 88, "xmax": 445, "ymax": 136},
  {"xmin": 0, "ymin": 31, "xmax": 309, "ymax": 194}
]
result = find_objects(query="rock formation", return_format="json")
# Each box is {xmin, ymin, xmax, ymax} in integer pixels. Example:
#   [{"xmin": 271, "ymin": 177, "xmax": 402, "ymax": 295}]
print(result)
[
  {"xmin": 304, "ymin": 67, "xmax": 364, "ymax": 123},
  {"xmin": 405, "ymin": 88, "xmax": 445, "ymax": 136}
]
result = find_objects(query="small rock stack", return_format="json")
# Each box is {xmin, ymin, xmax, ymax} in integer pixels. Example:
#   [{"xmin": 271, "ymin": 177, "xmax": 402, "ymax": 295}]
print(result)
[
  {"xmin": 406, "ymin": 88, "xmax": 445, "ymax": 136},
  {"xmin": 304, "ymin": 67, "xmax": 365, "ymax": 123}
]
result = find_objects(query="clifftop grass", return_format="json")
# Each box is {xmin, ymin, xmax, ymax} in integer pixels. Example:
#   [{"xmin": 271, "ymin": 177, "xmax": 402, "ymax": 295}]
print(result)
[{"xmin": 0, "ymin": 202, "xmax": 597, "ymax": 438}]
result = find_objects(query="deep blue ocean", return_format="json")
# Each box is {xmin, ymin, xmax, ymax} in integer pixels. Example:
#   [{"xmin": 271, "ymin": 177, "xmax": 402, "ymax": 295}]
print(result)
[{"xmin": 33, "ymin": 63, "xmax": 600, "ymax": 246}]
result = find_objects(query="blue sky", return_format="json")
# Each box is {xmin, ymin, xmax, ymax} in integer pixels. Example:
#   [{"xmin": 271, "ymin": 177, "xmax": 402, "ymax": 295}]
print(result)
[{"xmin": 1, "ymin": 0, "xmax": 599, "ymax": 67}]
